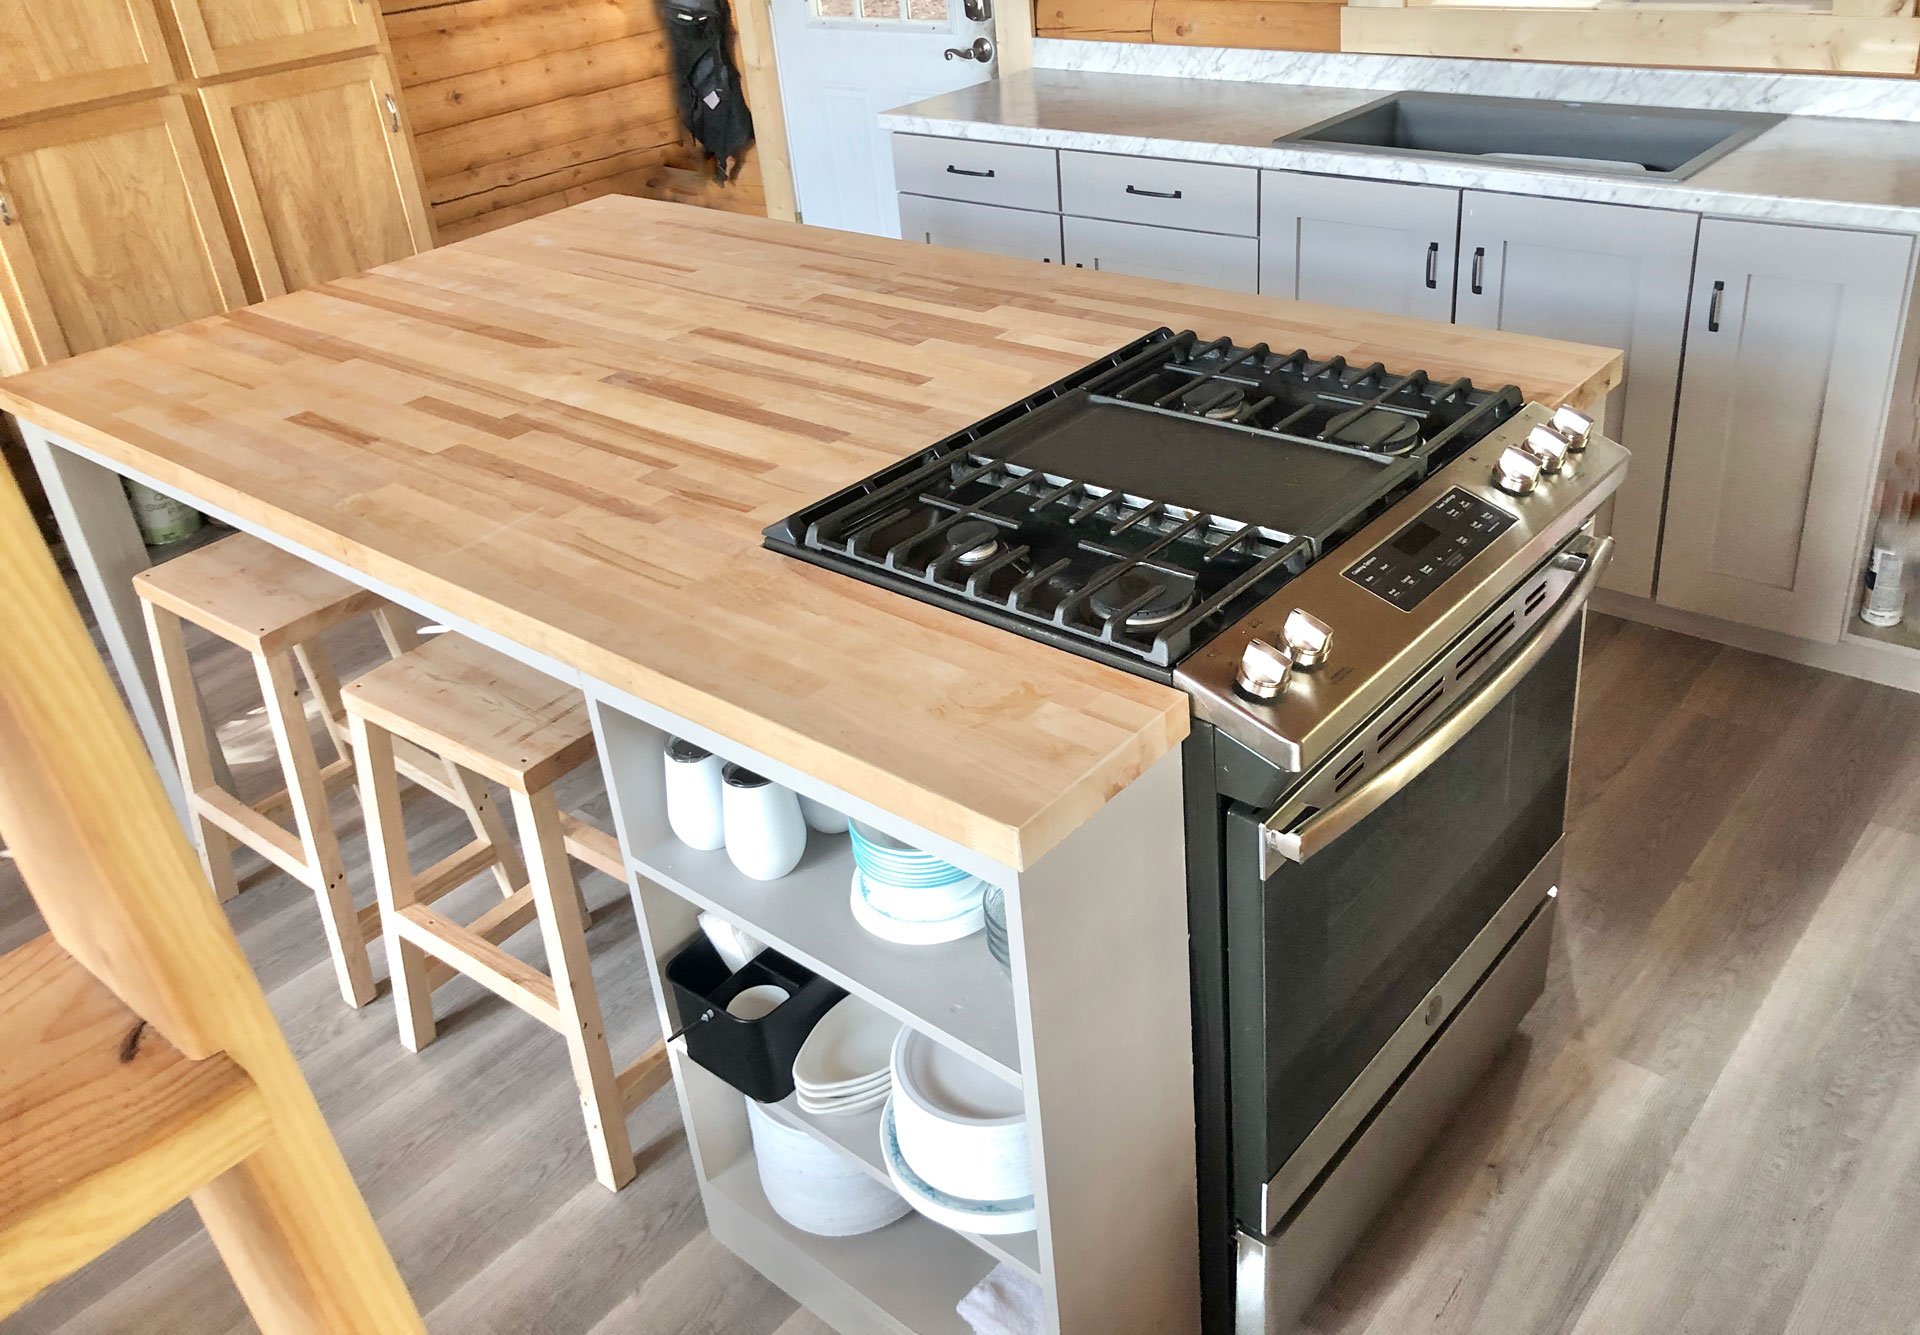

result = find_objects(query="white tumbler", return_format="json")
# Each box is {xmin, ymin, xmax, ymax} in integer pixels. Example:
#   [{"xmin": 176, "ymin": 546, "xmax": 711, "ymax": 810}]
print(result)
[
  {"xmin": 798, "ymin": 795, "xmax": 850, "ymax": 835},
  {"xmin": 664, "ymin": 737, "xmax": 726, "ymax": 851},
  {"xmin": 722, "ymin": 765, "xmax": 807, "ymax": 881}
]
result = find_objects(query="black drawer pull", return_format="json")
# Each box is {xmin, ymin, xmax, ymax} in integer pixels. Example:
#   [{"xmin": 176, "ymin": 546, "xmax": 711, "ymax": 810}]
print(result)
[
  {"xmin": 1470, "ymin": 246, "xmax": 1486, "ymax": 296},
  {"xmin": 1425, "ymin": 241, "xmax": 1439, "ymax": 290},
  {"xmin": 1125, "ymin": 184, "xmax": 1183, "ymax": 200},
  {"xmin": 1707, "ymin": 279, "xmax": 1725, "ymax": 332},
  {"xmin": 946, "ymin": 164, "xmax": 995, "ymax": 178}
]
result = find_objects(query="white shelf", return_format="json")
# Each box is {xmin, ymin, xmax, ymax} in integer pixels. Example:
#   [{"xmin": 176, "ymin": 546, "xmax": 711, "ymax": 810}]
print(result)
[
  {"xmin": 762, "ymin": 1094, "xmax": 1043, "ymax": 1282},
  {"xmin": 633, "ymin": 833, "xmax": 1022, "ymax": 1084},
  {"xmin": 706, "ymin": 1154, "xmax": 993, "ymax": 1335}
]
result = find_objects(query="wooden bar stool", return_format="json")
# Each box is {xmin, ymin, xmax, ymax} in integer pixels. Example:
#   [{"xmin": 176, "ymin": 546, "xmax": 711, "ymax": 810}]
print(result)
[
  {"xmin": 134, "ymin": 533, "xmax": 521, "ymax": 1009},
  {"xmin": 342, "ymin": 635, "xmax": 669, "ymax": 1191}
]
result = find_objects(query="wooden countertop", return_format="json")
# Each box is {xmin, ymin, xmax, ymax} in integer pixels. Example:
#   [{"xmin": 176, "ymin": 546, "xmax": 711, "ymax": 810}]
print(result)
[{"xmin": 0, "ymin": 198, "xmax": 1620, "ymax": 869}]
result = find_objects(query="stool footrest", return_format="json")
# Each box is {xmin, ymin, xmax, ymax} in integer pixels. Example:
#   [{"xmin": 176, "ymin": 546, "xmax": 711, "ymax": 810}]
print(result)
[
  {"xmin": 615, "ymin": 1042, "xmax": 671, "ymax": 1115},
  {"xmin": 560, "ymin": 816, "xmax": 624, "ymax": 882},
  {"xmin": 418, "ymin": 886, "xmax": 540, "ymax": 993},
  {"xmin": 415, "ymin": 839, "xmax": 504, "ymax": 905},
  {"xmin": 193, "ymin": 789, "xmax": 311, "ymax": 888},
  {"xmin": 394, "ymin": 905, "xmax": 561, "ymax": 1030}
]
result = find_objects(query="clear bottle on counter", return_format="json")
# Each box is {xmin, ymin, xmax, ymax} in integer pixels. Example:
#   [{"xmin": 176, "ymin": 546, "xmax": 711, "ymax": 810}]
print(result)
[{"xmin": 1863, "ymin": 455, "xmax": 1918, "ymax": 629}]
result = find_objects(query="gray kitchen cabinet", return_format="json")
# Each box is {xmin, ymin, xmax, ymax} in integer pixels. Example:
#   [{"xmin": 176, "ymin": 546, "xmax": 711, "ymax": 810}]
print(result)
[
  {"xmin": 1455, "ymin": 192, "xmax": 1698, "ymax": 599},
  {"xmin": 1259, "ymin": 173, "xmax": 1459, "ymax": 322},
  {"xmin": 1059, "ymin": 149, "xmax": 1257, "ymax": 237},
  {"xmin": 898, "ymin": 194, "xmax": 1063, "ymax": 265},
  {"xmin": 1063, "ymin": 215, "xmax": 1258, "ymax": 294},
  {"xmin": 1660, "ymin": 218, "xmax": 1914, "ymax": 641}
]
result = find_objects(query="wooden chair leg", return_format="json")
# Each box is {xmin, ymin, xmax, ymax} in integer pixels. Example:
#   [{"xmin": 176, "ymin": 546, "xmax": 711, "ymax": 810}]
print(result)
[
  {"xmin": 511, "ymin": 784, "xmax": 636, "ymax": 1191},
  {"xmin": 140, "ymin": 600, "xmax": 238, "ymax": 903},
  {"xmin": 349, "ymin": 713, "xmax": 436, "ymax": 1050},
  {"xmin": 254, "ymin": 651, "xmax": 374, "ymax": 1009},
  {"xmin": 292, "ymin": 639, "xmax": 352, "ymax": 766}
]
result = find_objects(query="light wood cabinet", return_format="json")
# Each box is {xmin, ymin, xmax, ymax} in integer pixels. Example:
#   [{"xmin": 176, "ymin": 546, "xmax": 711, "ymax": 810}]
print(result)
[
  {"xmin": 1455, "ymin": 192, "xmax": 1698, "ymax": 599},
  {"xmin": 0, "ymin": 0, "xmax": 176, "ymax": 123},
  {"xmin": 1064, "ymin": 215, "xmax": 1258, "ymax": 294},
  {"xmin": 0, "ymin": 99, "xmax": 245, "ymax": 363},
  {"xmin": 163, "ymin": 0, "xmax": 382, "ymax": 78},
  {"xmin": 1660, "ymin": 219, "xmax": 1914, "ymax": 641},
  {"xmin": 199, "ymin": 56, "xmax": 432, "ymax": 298},
  {"xmin": 898, "ymin": 194, "xmax": 1062, "ymax": 264},
  {"xmin": 1259, "ymin": 173, "xmax": 1459, "ymax": 323}
]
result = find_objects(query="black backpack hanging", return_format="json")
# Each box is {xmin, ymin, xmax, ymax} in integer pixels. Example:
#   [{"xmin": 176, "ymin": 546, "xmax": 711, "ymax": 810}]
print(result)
[{"xmin": 660, "ymin": 0, "xmax": 755, "ymax": 184}]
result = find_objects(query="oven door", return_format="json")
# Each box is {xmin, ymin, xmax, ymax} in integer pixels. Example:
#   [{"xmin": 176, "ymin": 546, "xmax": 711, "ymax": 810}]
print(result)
[{"xmin": 1223, "ymin": 534, "xmax": 1605, "ymax": 1235}]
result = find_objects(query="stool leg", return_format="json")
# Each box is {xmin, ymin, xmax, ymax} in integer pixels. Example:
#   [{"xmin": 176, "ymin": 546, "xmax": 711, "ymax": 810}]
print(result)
[
  {"xmin": 448, "ymin": 765, "xmax": 527, "ymax": 898},
  {"xmin": 140, "ymin": 600, "xmax": 239, "ymax": 902},
  {"xmin": 256, "ymin": 650, "xmax": 375, "ymax": 1008},
  {"xmin": 349, "ymin": 712, "xmax": 437, "ymax": 1050},
  {"xmin": 292, "ymin": 640, "xmax": 352, "ymax": 766},
  {"xmin": 511, "ymin": 784, "xmax": 636, "ymax": 1191}
]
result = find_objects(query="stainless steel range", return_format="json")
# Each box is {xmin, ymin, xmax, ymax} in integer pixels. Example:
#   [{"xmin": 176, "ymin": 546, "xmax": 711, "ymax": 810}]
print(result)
[{"xmin": 765, "ymin": 328, "xmax": 1626, "ymax": 1333}]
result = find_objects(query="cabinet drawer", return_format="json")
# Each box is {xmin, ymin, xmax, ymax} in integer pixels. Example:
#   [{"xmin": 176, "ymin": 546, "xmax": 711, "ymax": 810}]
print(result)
[
  {"xmin": 891, "ymin": 135, "xmax": 1058, "ymax": 212},
  {"xmin": 1062, "ymin": 216, "xmax": 1257, "ymax": 294},
  {"xmin": 1060, "ymin": 150, "xmax": 1257, "ymax": 237},
  {"xmin": 899, "ymin": 195, "xmax": 1062, "ymax": 265}
]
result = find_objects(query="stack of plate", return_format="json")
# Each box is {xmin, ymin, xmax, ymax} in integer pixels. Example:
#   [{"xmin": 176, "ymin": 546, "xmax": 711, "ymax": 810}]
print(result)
[
  {"xmin": 793, "ymin": 997, "xmax": 900, "ymax": 1117},
  {"xmin": 745, "ymin": 1098, "xmax": 908, "ymax": 1237},
  {"xmin": 880, "ymin": 1028, "xmax": 1035, "ymax": 1235},
  {"xmin": 982, "ymin": 885, "xmax": 1010, "ymax": 974},
  {"xmin": 849, "ymin": 821, "xmax": 985, "ymax": 945}
]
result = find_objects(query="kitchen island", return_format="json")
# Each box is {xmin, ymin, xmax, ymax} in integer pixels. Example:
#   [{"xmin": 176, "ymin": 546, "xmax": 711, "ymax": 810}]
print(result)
[{"xmin": 0, "ymin": 198, "xmax": 1619, "ymax": 1335}]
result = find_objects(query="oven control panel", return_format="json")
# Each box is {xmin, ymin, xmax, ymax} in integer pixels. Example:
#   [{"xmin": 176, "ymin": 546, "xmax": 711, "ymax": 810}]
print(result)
[{"xmin": 1342, "ymin": 488, "xmax": 1517, "ymax": 611}]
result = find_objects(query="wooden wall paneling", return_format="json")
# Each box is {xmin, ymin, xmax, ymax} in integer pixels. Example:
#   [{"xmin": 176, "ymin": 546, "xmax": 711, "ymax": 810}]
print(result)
[
  {"xmin": 0, "ymin": 98, "xmax": 245, "ymax": 365},
  {"xmin": 1036, "ymin": 0, "xmax": 1156, "ymax": 41},
  {"xmin": 0, "ymin": 0, "xmax": 176, "ymax": 124},
  {"xmin": 197, "ymin": 56, "xmax": 434, "ymax": 298},
  {"xmin": 1341, "ymin": 7, "xmax": 1920, "ymax": 74},
  {"xmin": 162, "ymin": 0, "xmax": 384, "ymax": 78},
  {"xmin": 1155, "ymin": 0, "xmax": 1344, "ymax": 48},
  {"xmin": 383, "ymin": 0, "xmax": 664, "ymax": 88},
  {"xmin": 399, "ymin": 31, "xmax": 672, "ymax": 136}
]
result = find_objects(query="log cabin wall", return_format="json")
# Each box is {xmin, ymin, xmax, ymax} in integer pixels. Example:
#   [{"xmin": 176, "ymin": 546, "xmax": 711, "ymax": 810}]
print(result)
[
  {"xmin": 1035, "ymin": 0, "xmax": 1920, "ymax": 75},
  {"xmin": 381, "ymin": 0, "xmax": 767, "ymax": 242}
]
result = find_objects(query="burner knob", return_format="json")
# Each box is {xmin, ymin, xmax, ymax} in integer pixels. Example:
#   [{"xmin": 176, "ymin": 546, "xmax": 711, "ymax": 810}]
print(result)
[
  {"xmin": 1549, "ymin": 405, "xmax": 1594, "ymax": 452},
  {"xmin": 1281, "ymin": 609, "xmax": 1332, "ymax": 671},
  {"xmin": 1236, "ymin": 638, "xmax": 1293, "ymax": 701},
  {"xmin": 1495, "ymin": 446, "xmax": 1542, "ymax": 497},
  {"xmin": 1522, "ymin": 425, "xmax": 1571, "ymax": 476}
]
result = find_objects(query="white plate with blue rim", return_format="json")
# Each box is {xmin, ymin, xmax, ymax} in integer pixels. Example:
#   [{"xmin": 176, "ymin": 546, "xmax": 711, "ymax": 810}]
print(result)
[
  {"xmin": 879, "ymin": 1098, "xmax": 1036, "ymax": 1235},
  {"xmin": 849, "ymin": 871, "xmax": 984, "ymax": 945}
]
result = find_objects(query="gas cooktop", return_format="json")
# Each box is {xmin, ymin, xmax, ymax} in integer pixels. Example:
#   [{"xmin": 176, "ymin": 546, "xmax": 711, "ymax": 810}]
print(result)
[{"xmin": 764, "ymin": 329, "xmax": 1524, "ymax": 674}]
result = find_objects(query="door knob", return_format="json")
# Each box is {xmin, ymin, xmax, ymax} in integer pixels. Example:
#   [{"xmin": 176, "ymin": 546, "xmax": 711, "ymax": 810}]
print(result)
[{"xmin": 944, "ymin": 37, "xmax": 994, "ymax": 61}]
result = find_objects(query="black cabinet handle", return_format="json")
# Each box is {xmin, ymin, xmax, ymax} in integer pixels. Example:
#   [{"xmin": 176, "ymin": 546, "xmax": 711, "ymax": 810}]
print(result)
[
  {"xmin": 1125, "ymin": 184, "xmax": 1183, "ymax": 200},
  {"xmin": 1707, "ymin": 279, "xmax": 1725, "ymax": 332},
  {"xmin": 946, "ymin": 164, "xmax": 995, "ymax": 178},
  {"xmin": 1470, "ymin": 246, "xmax": 1486, "ymax": 296},
  {"xmin": 1425, "ymin": 241, "xmax": 1439, "ymax": 290}
]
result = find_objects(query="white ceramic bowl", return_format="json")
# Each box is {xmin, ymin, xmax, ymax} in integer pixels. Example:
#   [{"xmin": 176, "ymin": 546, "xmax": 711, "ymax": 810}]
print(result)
[
  {"xmin": 799, "ymin": 795, "xmax": 850, "ymax": 834},
  {"xmin": 726, "ymin": 983, "xmax": 790, "ymax": 1021},
  {"xmin": 746, "ymin": 1099, "xmax": 908, "ymax": 1237},
  {"xmin": 888, "ymin": 1027, "xmax": 1030, "ymax": 1203},
  {"xmin": 879, "ymin": 1099, "xmax": 1036, "ymax": 1236}
]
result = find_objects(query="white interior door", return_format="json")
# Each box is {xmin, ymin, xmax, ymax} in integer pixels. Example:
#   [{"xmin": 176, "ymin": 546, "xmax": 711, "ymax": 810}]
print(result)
[{"xmin": 769, "ymin": 0, "xmax": 995, "ymax": 236}]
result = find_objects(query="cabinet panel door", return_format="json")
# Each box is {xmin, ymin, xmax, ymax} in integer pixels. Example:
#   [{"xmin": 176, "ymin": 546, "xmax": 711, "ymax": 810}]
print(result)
[
  {"xmin": 1063, "ymin": 215, "xmax": 1257, "ymax": 294},
  {"xmin": 165, "ymin": 0, "xmax": 381, "ymax": 77},
  {"xmin": 0, "ymin": 99, "xmax": 245, "ymax": 365},
  {"xmin": 0, "ymin": 0, "xmax": 174, "ymax": 121},
  {"xmin": 1456, "ymin": 192, "xmax": 1697, "ymax": 598},
  {"xmin": 1660, "ymin": 219, "xmax": 1913, "ymax": 641},
  {"xmin": 898, "ymin": 195, "xmax": 1062, "ymax": 265},
  {"xmin": 1260, "ymin": 173, "xmax": 1458, "ymax": 322},
  {"xmin": 199, "ymin": 57, "xmax": 433, "ymax": 299}
]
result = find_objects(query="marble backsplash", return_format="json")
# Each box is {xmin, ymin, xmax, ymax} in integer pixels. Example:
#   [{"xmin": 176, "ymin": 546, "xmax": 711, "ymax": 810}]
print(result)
[{"xmin": 1035, "ymin": 38, "xmax": 1920, "ymax": 123}]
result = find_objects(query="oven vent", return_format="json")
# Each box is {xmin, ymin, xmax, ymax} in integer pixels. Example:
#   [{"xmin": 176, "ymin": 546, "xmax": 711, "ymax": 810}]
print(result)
[
  {"xmin": 1333, "ymin": 752, "xmax": 1367, "ymax": 794},
  {"xmin": 1524, "ymin": 580, "xmax": 1550, "ymax": 617},
  {"xmin": 1455, "ymin": 613, "xmax": 1517, "ymax": 681},
  {"xmin": 1378, "ymin": 679, "xmax": 1445, "ymax": 750}
]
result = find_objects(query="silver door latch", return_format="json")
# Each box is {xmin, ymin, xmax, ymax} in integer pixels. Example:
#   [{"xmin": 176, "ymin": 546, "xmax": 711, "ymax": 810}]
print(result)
[{"xmin": 944, "ymin": 36, "xmax": 993, "ymax": 61}]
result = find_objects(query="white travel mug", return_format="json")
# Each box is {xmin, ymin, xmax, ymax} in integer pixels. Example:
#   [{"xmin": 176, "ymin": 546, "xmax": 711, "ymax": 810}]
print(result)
[
  {"xmin": 723, "ymin": 765, "xmax": 807, "ymax": 881},
  {"xmin": 798, "ymin": 795, "xmax": 850, "ymax": 835},
  {"xmin": 664, "ymin": 737, "xmax": 726, "ymax": 851}
]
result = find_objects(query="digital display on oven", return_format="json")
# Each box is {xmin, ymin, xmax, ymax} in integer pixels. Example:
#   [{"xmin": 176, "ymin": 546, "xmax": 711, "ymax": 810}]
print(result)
[{"xmin": 1343, "ymin": 489, "xmax": 1517, "ymax": 610}]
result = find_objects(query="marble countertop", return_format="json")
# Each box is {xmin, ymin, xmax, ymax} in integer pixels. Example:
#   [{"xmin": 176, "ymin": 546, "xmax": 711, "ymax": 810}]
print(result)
[{"xmin": 881, "ymin": 69, "xmax": 1920, "ymax": 233}]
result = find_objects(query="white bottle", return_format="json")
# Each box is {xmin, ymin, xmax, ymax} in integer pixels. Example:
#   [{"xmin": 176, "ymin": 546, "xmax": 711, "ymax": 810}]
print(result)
[
  {"xmin": 722, "ymin": 765, "xmax": 807, "ymax": 881},
  {"xmin": 1863, "ymin": 534, "xmax": 1906, "ymax": 628},
  {"xmin": 663, "ymin": 738, "xmax": 727, "ymax": 851}
]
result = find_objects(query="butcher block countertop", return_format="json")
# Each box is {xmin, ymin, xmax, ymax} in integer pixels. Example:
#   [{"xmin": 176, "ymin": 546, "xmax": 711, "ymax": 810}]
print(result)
[{"xmin": 0, "ymin": 198, "xmax": 1620, "ymax": 869}]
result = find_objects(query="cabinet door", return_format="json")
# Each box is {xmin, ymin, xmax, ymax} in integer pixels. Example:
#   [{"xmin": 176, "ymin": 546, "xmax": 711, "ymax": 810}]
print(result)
[
  {"xmin": 0, "ymin": 99, "xmax": 245, "ymax": 364},
  {"xmin": 1660, "ymin": 219, "xmax": 1913, "ymax": 641},
  {"xmin": 0, "ymin": 0, "xmax": 174, "ymax": 122},
  {"xmin": 1456, "ymin": 192, "xmax": 1697, "ymax": 598},
  {"xmin": 1063, "ymin": 215, "xmax": 1257, "ymax": 294},
  {"xmin": 164, "ymin": 0, "xmax": 381, "ymax": 77},
  {"xmin": 898, "ymin": 195, "xmax": 1062, "ymax": 264},
  {"xmin": 199, "ymin": 57, "xmax": 433, "ymax": 298},
  {"xmin": 1260, "ymin": 173, "xmax": 1458, "ymax": 322}
]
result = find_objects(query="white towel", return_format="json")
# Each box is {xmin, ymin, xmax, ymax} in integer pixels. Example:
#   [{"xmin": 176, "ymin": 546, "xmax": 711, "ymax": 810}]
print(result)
[{"xmin": 956, "ymin": 1262, "xmax": 1046, "ymax": 1335}]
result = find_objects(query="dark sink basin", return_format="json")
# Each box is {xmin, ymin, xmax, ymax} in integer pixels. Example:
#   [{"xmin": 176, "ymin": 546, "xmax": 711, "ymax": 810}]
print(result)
[{"xmin": 1278, "ymin": 90, "xmax": 1783, "ymax": 180}]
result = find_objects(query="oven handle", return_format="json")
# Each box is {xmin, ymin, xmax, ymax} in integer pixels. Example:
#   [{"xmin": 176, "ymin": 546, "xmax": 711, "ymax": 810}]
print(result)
[{"xmin": 1262, "ymin": 534, "xmax": 1612, "ymax": 867}]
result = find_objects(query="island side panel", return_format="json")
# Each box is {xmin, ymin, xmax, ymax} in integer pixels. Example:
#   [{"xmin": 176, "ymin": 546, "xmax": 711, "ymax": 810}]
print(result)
[{"xmin": 1007, "ymin": 747, "xmax": 1199, "ymax": 1335}]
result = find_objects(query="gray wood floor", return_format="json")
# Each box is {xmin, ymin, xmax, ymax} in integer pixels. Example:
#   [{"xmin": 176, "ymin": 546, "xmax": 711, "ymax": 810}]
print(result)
[{"xmin": 6, "ymin": 606, "xmax": 1920, "ymax": 1334}]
